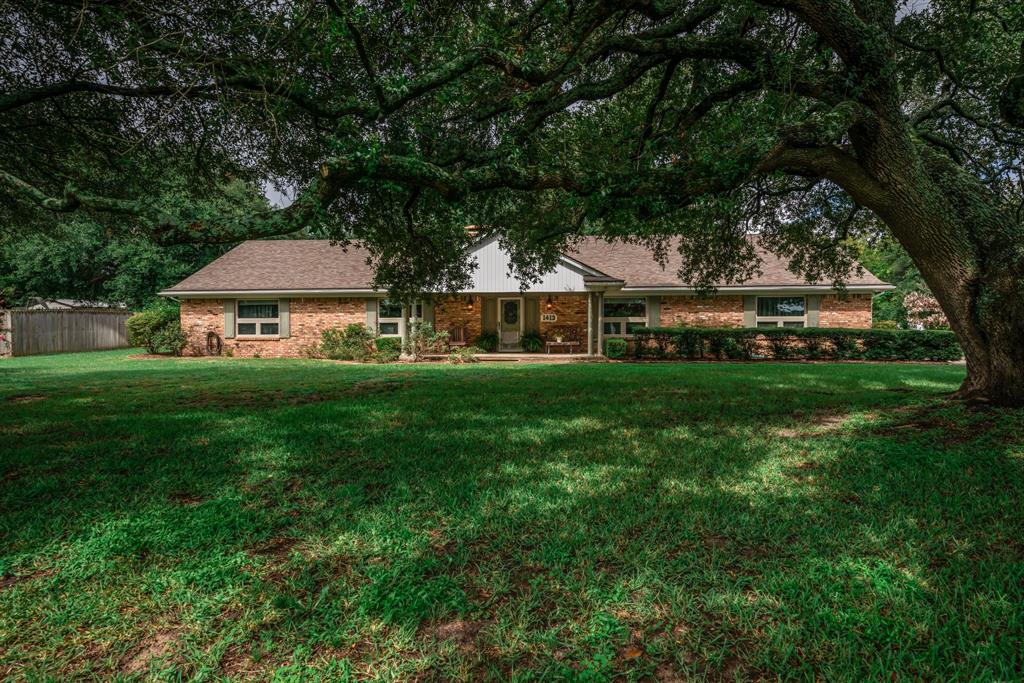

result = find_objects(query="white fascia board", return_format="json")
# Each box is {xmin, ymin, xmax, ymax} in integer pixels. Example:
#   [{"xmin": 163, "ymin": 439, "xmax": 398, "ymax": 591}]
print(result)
[
  {"xmin": 159, "ymin": 289, "xmax": 379, "ymax": 298},
  {"xmin": 557, "ymin": 254, "xmax": 610, "ymax": 277},
  {"xmin": 618, "ymin": 284, "xmax": 895, "ymax": 294}
]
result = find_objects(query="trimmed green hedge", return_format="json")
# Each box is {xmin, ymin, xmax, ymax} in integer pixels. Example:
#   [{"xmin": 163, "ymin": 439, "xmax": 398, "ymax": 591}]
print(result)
[
  {"xmin": 321, "ymin": 324, "xmax": 375, "ymax": 361},
  {"xmin": 632, "ymin": 327, "xmax": 962, "ymax": 362},
  {"xmin": 375, "ymin": 337, "xmax": 402, "ymax": 354},
  {"xmin": 604, "ymin": 338, "xmax": 628, "ymax": 359}
]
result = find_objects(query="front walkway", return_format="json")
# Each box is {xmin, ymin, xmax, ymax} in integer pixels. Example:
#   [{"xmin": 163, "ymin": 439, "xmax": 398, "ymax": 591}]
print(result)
[
  {"xmin": 474, "ymin": 353, "xmax": 606, "ymax": 363},
  {"xmin": 422, "ymin": 352, "xmax": 606, "ymax": 363}
]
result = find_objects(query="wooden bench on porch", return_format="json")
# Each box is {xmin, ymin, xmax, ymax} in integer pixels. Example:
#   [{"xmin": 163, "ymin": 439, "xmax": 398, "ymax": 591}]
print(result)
[
  {"xmin": 544, "ymin": 325, "xmax": 581, "ymax": 354},
  {"xmin": 446, "ymin": 326, "xmax": 469, "ymax": 349}
]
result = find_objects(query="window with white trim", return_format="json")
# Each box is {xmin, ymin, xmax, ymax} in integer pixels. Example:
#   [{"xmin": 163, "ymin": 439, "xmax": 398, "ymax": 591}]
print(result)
[
  {"xmin": 378, "ymin": 300, "xmax": 402, "ymax": 336},
  {"xmin": 377, "ymin": 300, "xmax": 423, "ymax": 336},
  {"xmin": 756, "ymin": 296, "xmax": 806, "ymax": 328},
  {"xmin": 602, "ymin": 297, "xmax": 647, "ymax": 337},
  {"xmin": 236, "ymin": 300, "xmax": 280, "ymax": 337}
]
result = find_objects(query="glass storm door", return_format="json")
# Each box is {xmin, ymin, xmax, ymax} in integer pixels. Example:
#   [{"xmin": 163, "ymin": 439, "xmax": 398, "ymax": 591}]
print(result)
[{"xmin": 499, "ymin": 298, "xmax": 522, "ymax": 350}]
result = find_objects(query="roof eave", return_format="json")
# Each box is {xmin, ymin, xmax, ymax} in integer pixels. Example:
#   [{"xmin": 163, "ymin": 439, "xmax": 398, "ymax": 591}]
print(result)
[
  {"xmin": 618, "ymin": 284, "xmax": 895, "ymax": 293},
  {"xmin": 159, "ymin": 288, "xmax": 378, "ymax": 297}
]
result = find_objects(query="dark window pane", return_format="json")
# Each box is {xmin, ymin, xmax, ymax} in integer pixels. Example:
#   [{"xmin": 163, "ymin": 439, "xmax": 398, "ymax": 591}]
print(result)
[
  {"xmin": 782, "ymin": 321, "xmax": 804, "ymax": 328},
  {"xmin": 757, "ymin": 297, "xmax": 804, "ymax": 317},
  {"xmin": 237, "ymin": 322, "xmax": 257, "ymax": 335},
  {"xmin": 411, "ymin": 303, "xmax": 423, "ymax": 318},
  {"xmin": 379, "ymin": 322, "xmax": 399, "ymax": 335},
  {"xmin": 502, "ymin": 300, "xmax": 519, "ymax": 324},
  {"xmin": 379, "ymin": 300, "xmax": 402, "ymax": 318},
  {"xmin": 237, "ymin": 301, "xmax": 278, "ymax": 319},
  {"xmin": 603, "ymin": 321, "xmax": 621, "ymax": 335},
  {"xmin": 603, "ymin": 297, "xmax": 647, "ymax": 318},
  {"xmin": 756, "ymin": 321, "xmax": 779, "ymax": 328},
  {"xmin": 260, "ymin": 323, "xmax": 279, "ymax": 335}
]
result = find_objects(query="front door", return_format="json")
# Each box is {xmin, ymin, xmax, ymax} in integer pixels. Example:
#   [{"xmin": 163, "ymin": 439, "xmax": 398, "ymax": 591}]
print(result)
[{"xmin": 498, "ymin": 298, "xmax": 522, "ymax": 351}]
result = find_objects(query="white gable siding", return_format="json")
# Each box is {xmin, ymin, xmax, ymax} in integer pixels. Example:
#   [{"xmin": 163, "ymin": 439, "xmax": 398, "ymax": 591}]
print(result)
[{"xmin": 459, "ymin": 239, "xmax": 587, "ymax": 293}]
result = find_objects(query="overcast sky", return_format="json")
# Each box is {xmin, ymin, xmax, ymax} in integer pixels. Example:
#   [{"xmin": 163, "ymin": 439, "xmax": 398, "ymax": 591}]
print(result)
[
  {"xmin": 898, "ymin": 0, "xmax": 931, "ymax": 18},
  {"xmin": 264, "ymin": 180, "xmax": 294, "ymax": 208}
]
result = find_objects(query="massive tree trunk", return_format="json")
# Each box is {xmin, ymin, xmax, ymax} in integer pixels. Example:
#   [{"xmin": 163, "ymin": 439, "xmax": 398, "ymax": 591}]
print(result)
[
  {"xmin": 951, "ymin": 288, "xmax": 1024, "ymax": 406},
  {"xmin": 782, "ymin": 114, "xmax": 1024, "ymax": 405},
  {"xmin": 915, "ymin": 235, "xmax": 1024, "ymax": 406},
  {"xmin": 867, "ymin": 142, "xmax": 1024, "ymax": 406}
]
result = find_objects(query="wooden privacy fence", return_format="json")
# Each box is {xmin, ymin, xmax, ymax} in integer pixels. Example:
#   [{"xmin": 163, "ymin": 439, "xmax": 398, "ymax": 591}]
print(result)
[{"xmin": 0, "ymin": 308, "xmax": 133, "ymax": 356}]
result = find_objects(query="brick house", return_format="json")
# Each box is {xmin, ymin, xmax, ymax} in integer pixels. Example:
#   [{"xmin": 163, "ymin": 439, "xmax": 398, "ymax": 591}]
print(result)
[{"xmin": 160, "ymin": 236, "xmax": 892, "ymax": 358}]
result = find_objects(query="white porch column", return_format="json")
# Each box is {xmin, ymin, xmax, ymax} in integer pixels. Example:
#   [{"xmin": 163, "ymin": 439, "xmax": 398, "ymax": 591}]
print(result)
[
  {"xmin": 400, "ymin": 303, "xmax": 411, "ymax": 351},
  {"xmin": 586, "ymin": 293, "xmax": 594, "ymax": 356}
]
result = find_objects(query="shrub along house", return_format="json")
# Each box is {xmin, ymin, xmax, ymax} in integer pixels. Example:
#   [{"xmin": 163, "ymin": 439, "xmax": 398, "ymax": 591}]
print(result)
[{"xmin": 160, "ymin": 236, "xmax": 892, "ymax": 358}]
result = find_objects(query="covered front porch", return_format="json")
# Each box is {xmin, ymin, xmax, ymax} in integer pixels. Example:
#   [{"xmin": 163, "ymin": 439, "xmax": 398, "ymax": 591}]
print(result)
[
  {"xmin": 384, "ymin": 291, "xmax": 637, "ymax": 356},
  {"xmin": 385, "ymin": 236, "xmax": 642, "ymax": 355},
  {"xmin": 433, "ymin": 292, "xmax": 618, "ymax": 355}
]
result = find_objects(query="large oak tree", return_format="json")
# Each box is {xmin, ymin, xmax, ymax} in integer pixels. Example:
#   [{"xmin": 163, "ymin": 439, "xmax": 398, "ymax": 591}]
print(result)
[{"xmin": 2, "ymin": 0, "xmax": 1023, "ymax": 403}]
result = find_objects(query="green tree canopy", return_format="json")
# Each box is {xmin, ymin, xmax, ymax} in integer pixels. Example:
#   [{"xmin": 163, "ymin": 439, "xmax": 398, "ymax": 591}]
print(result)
[
  {"xmin": 0, "ymin": 177, "xmax": 267, "ymax": 309},
  {"xmin": 2, "ymin": 0, "xmax": 1023, "ymax": 401}
]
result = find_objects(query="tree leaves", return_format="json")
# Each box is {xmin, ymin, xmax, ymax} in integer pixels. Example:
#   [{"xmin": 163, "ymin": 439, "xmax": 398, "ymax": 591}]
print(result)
[{"xmin": 1, "ymin": 0, "xmax": 1022, "ymax": 297}]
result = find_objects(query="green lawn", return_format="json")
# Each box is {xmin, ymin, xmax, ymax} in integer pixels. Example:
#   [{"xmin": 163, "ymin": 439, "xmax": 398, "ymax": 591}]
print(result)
[{"xmin": 1, "ymin": 351, "xmax": 1022, "ymax": 681}]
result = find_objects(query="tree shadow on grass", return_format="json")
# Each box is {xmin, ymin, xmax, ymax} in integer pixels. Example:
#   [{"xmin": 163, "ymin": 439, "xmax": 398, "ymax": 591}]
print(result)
[{"xmin": 4, "ymin": 359, "xmax": 1021, "ymax": 679}]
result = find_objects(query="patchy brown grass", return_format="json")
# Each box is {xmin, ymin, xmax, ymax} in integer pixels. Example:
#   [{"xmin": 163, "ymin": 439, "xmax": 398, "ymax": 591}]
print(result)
[
  {"xmin": 119, "ymin": 628, "xmax": 182, "ymax": 677},
  {"xmin": 168, "ymin": 491, "xmax": 205, "ymax": 506},
  {"xmin": 871, "ymin": 406, "xmax": 995, "ymax": 445},
  {"xmin": 5, "ymin": 394, "xmax": 45, "ymax": 403},
  {"xmin": 421, "ymin": 618, "xmax": 492, "ymax": 654},
  {"xmin": 183, "ymin": 378, "xmax": 412, "ymax": 411},
  {"xmin": 187, "ymin": 389, "xmax": 348, "ymax": 409},
  {"xmin": 248, "ymin": 537, "xmax": 298, "ymax": 560},
  {"xmin": 218, "ymin": 644, "xmax": 265, "ymax": 678},
  {"xmin": 0, "ymin": 568, "xmax": 52, "ymax": 592},
  {"xmin": 775, "ymin": 411, "xmax": 852, "ymax": 438}
]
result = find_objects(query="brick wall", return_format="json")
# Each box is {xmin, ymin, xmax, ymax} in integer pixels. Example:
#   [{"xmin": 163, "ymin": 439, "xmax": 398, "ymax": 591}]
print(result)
[
  {"xmin": 434, "ymin": 295, "xmax": 483, "ymax": 342},
  {"xmin": 178, "ymin": 291, "xmax": 874, "ymax": 358},
  {"xmin": 819, "ymin": 293, "xmax": 873, "ymax": 328},
  {"xmin": 180, "ymin": 299, "xmax": 226, "ymax": 356},
  {"xmin": 540, "ymin": 295, "xmax": 589, "ymax": 339},
  {"xmin": 180, "ymin": 297, "xmax": 366, "ymax": 358},
  {"xmin": 659, "ymin": 295, "xmax": 745, "ymax": 327}
]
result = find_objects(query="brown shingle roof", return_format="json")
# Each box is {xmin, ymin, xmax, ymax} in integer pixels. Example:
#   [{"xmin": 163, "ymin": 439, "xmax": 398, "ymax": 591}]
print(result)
[
  {"xmin": 567, "ymin": 237, "xmax": 888, "ymax": 288},
  {"xmin": 164, "ymin": 240, "xmax": 376, "ymax": 292},
  {"xmin": 163, "ymin": 236, "xmax": 889, "ymax": 293}
]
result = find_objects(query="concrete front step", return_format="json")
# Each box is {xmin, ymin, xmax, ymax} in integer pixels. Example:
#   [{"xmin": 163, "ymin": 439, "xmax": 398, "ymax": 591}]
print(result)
[
  {"xmin": 422, "ymin": 352, "xmax": 606, "ymax": 363},
  {"xmin": 474, "ymin": 353, "xmax": 605, "ymax": 362}
]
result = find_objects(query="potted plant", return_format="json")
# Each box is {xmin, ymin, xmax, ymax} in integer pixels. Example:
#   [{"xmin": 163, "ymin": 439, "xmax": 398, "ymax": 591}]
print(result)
[{"xmin": 521, "ymin": 333, "xmax": 544, "ymax": 353}]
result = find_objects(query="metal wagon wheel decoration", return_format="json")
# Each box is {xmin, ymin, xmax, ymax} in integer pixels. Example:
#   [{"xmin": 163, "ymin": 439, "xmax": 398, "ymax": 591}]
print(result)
[{"xmin": 205, "ymin": 331, "xmax": 223, "ymax": 356}]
